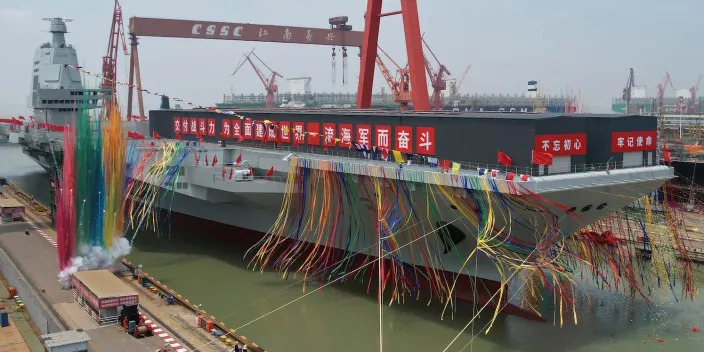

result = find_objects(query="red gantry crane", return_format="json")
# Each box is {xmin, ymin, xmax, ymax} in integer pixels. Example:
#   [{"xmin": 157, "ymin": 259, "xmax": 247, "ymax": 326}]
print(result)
[
  {"xmin": 421, "ymin": 37, "xmax": 450, "ymax": 110},
  {"xmin": 657, "ymin": 72, "xmax": 673, "ymax": 115},
  {"xmin": 688, "ymin": 74, "xmax": 702, "ymax": 114},
  {"xmin": 376, "ymin": 46, "xmax": 411, "ymax": 110},
  {"xmin": 232, "ymin": 51, "xmax": 283, "ymax": 109},
  {"xmin": 101, "ymin": 0, "xmax": 129, "ymax": 114}
]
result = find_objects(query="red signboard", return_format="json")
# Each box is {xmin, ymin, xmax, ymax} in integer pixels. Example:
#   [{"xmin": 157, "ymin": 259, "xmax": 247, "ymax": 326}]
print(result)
[
  {"xmin": 611, "ymin": 130, "xmax": 657, "ymax": 153},
  {"xmin": 181, "ymin": 117, "xmax": 189, "ymax": 135},
  {"xmin": 322, "ymin": 123, "xmax": 337, "ymax": 146},
  {"xmin": 416, "ymin": 127, "xmax": 436, "ymax": 155},
  {"xmin": 394, "ymin": 125, "xmax": 412, "ymax": 153},
  {"xmin": 534, "ymin": 133, "xmax": 587, "ymax": 156},
  {"xmin": 307, "ymin": 122, "xmax": 320, "ymax": 145},
  {"xmin": 221, "ymin": 119, "xmax": 231, "ymax": 138},
  {"xmin": 243, "ymin": 119, "xmax": 253, "ymax": 140},
  {"xmin": 375, "ymin": 125, "xmax": 392, "ymax": 150},
  {"xmin": 267, "ymin": 121, "xmax": 277, "ymax": 141},
  {"xmin": 198, "ymin": 118, "xmax": 207, "ymax": 135},
  {"xmin": 339, "ymin": 123, "xmax": 353, "ymax": 148},
  {"xmin": 189, "ymin": 118, "xmax": 198, "ymax": 134},
  {"xmin": 173, "ymin": 117, "xmax": 181, "ymax": 134},
  {"xmin": 99, "ymin": 295, "xmax": 139, "ymax": 309},
  {"xmin": 356, "ymin": 124, "xmax": 372, "ymax": 148},
  {"xmin": 254, "ymin": 121, "xmax": 266, "ymax": 141},
  {"xmin": 279, "ymin": 121, "xmax": 291, "ymax": 143},
  {"xmin": 207, "ymin": 118, "xmax": 216, "ymax": 136},
  {"xmin": 232, "ymin": 119, "xmax": 242, "ymax": 138},
  {"xmin": 293, "ymin": 122, "xmax": 305, "ymax": 144}
]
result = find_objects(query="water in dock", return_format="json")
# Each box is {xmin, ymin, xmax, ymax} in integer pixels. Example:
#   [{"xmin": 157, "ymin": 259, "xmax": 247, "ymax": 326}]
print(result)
[{"xmin": 2, "ymin": 144, "xmax": 703, "ymax": 351}]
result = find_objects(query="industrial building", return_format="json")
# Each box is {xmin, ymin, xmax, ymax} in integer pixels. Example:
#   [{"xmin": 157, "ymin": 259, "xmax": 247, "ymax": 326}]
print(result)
[{"xmin": 71, "ymin": 270, "xmax": 138, "ymax": 326}]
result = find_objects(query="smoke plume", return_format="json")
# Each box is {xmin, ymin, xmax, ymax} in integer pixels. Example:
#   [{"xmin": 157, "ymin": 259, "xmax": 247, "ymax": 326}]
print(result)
[{"xmin": 58, "ymin": 237, "xmax": 132, "ymax": 288}]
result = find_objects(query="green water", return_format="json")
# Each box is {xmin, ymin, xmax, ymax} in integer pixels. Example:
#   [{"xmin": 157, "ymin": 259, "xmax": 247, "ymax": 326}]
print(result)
[{"xmin": 3, "ymin": 144, "xmax": 704, "ymax": 351}]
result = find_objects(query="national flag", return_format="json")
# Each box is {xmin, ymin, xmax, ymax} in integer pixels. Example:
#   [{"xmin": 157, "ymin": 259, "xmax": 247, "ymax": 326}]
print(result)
[
  {"xmin": 440, "ymin": 160, "xmax": 451, "ymax": 171},
  {"xmin": 478, "ymin": 168, "xmax": 487, "ymax": 176},
  {"xmin": 221, "ymin": 167, "xmax": 226, "ymax": 180},
  {"xmin": 664, "ymin": 144, "xmax": 672, "ymax": 164},
  {"xmin": 212, "ymin": 154, "xmax": 218, "ymax": 167},
  {"xmin": 229, "ymin": 167, "xmax": 233, "ymax": 180},
  {"xmin": 205, "ymin": 154, "xmax": 209, "ymax": 166},
  {"xmin": 392, "ymin": 150, "xmax": 404, "ymax": 164},
  {"xmin": 152, "ymin": 131, "xmax": 161, "ymax": 140},
  {"xmin": 491, "ymin": 169, "xmax": 499, "ymax": 178},
  {"xmin": 506, "ymin": 172, "xmax": 515, "ymax": 181},
  {"xmin": 531, "ymin": 150, "xmax": 553, "ymax": 166},
  {"xmin": 194, "ymin": 152, "xmax": 199, "ymax": 165},
  {"xmin": 235, "ymin": 154, "xmax": 242, "ymax": 164},
  {"xmin": 379, "ymin": 147, "xmax": 389, "ymax": 161},
  {"xmin": 237, "ymin": 134, "xmax": 244, "ymax": 143},
  {"xmin": 497, "ymin": 150, "xmax": 512, "ymax": 167},
  {"xmin": 293, "ymin": 134, "xmax": 300, "ymax": 148},
  {"xmin": 265, "ymin": 166, "xmax": 274, "ymax": 177},
  {"xmin": 519, "ymin": 174, "xmax": 530, "ymax": 181},
  {"xmin": 451, "ymin": 162, "xmax": 461, "ymax": 174},
  {"xmin": 197, "ymin": 134, "xmax": 204, "ymax": 144}
]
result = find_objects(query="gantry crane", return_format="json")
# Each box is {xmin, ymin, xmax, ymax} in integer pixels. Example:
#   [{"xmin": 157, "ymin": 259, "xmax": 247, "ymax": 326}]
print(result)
[
  {"xmin": 101, "ymin": 0, "xmax": 129, "ymax": 115},
  {"xmin": 232, "ymin": 51, "xmax": 283, "ymax": 108},
  {"xmin": 376, "ymin": 47, "xmax": 411, "ymax": 110},
  {"xmin": 689, "ymin": 74, "xmax": 702, "ymax": 114},
  {"xmin": 656, "ymin": 72, "xmax": 673, "ymax": 115},
  {"xmin": 421, "ymin": 37, "xmax": 450, "ymax": 110},
  {"xmin": 622, "ymin": 68, "xmax": 634, "ymax": 114},
  {"xmin": 449, "ymin": 64, "xmax": 471, "ymax": 99}
]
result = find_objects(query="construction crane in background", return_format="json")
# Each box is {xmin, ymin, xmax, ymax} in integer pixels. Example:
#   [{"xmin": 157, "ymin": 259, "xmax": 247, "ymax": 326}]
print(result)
[
  {"xmin": 622, "ymin": 68, "xmax": 634, "ymax": 114},
  {"xmin": 656, "ymin": 72, "xmax": 673, "ymax": 115},
  {"xmin": 420, "ymin": 37, "xmax": 450, "ymax": 110},
  {"xmin": 101, "ymin": 0, "xmax": 129, "ymax": 115},
  {"xmin": 232, "ymin": 51, "xmax": 283, "ymax": 108},
  {"xmin": 689, "ymin": 74, "xmax": 702, "ymax": 114},
  {"xmin": 376, "ymin": 47, "xmax": 411, "ymax": 110},
  {"xmin": 448, "ymin": 64, "xmax": 471, "ymax": 99}
]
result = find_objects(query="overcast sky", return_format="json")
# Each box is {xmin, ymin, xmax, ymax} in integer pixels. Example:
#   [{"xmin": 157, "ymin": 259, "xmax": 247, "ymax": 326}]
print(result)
[{"xmin": 1, "ymin": 0, "xmax": 702, "ymax": 115}]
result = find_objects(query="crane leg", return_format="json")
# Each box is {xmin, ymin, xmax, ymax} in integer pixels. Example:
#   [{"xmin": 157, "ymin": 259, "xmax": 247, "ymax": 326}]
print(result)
[
  {"xmin": 127, "ymin": 35, "xmax": 136, "ymax": 119},
  {"xmin": 356, "ymin": 0, "xmax": 382, "ymax": 108},
  {"xmin": 400, "ymin": 0, "xmax": 430, "ymax": 111}
]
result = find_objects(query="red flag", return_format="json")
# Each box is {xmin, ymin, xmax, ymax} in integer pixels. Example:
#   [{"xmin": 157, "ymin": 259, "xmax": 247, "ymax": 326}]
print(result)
[
  {"xmin": 506, "ymin": 172, "xmax": 515, "ymax": 181},
  {"xmin": 497, "ymin": 150, "xmax": 512, "ymax": 167},
  {"xmin": 531, "ymin": 150, "xmax": 553, "ymax": 166},
  {"xmin": 237, "ymin": 134, "xmax": 244, "ymax": 143},
  {"xmin": 205, "ymin": 154, "xmax": 209, "ymax": 166},
  {"xmin": 197, "ymin": 134, "xmax": 204, "ymax": 144},
  {"xmin": 380, "ymin": 147, "xmax": 389, "ymax": 161},
  {"xmin": 194, "ymin": 152, "xmax": 199, "ymax": 165},
  {"xmin": 221, "ymin": 167, "xmax": 226, "ymax": 180},
  {"xmin": 152, "ymin": 131, "xmax": 161, "ymax": 140},
  {"xmin": 212, "ymin": 154, "xmax": 218, "ymax": 167},
  {"xmin": 440, "ymin": 160, "xmax": 451, "ymax": 171},
  {"xmin": 265, "ymin": 166, "xmax": 274, "ymax": 177},
  {"xmin": 664, "ymin": 144, "xmax": 672, "ymax": 164},
  {"xmin": 293, "ymin": 133, "xmax": 299, "ymax": 148},
  {"xmin": 235, "ymin": 154, "xmax": 242, "ymax": 164},
  {"xmin": 229, "ymin": 167, "xmax": 233, "ymax": 180}
]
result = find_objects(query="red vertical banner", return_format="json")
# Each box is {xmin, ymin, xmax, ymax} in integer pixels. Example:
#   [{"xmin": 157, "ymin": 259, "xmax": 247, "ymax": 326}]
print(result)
[
  {"xmin": 356, "ymin": 124, "xmax": 372, "ymax": 148},
  {"xmin": 221, "ymin": 119, "xmax": 231, "ymax": 138},
  {"xmin": 232, "ymin": 119, "xmax": 242, "ymax": 138},
  {"xmin": 254, "ymin": 121, "xmax": 266, "ymax": 141},
  {"xmin": 279, "ymin": 121, "xmax": 291, "ymax": 143},
  {"xmin": 416, "ymin": 126, "xmax": 436, "ymax": 155},
  {"xmin": 181, "ymin": 117, "xmax": 189, "ymax": 135},
  {"xmin": 394, "ymin": 125, "xmax": 412, "ymax": 153},
  {"xmin": 190, "ymin": 118, "xmax": 198, "ymax": 134},
  {"xmin": 207, "ymin": 118, "xmax": 216, "ymax": 136},
  {"xmin": 198, "ymin": 118, "xmax": 207, "ymax": 136},
  {"xmin": 293, "ymin": 122, "xmax": 305, "ymax": 145},
  {"xmin": 322, "ymin": 123, "xmax": 337, "ymax": 146},
  {"xmin": 267, "ymin": 121, "xmax": 278, "ymax": 141},
  {"xmin": 375, "ymin": 125, "xmax": 391, "ymax": 150},
  {"xmin": 307, "ymin": 122, "xmax": 320, "ymax": 145},
  {"xmin": 339, "ymin": 123, "xmax": 353, "ymax": 148},
  {"xmin": 243, "ymin": 119, "xmax": 253, "ymax": 140},
  {"xmin": 173, "ymin": 117, "xmax": 181, "ymax": 134}
]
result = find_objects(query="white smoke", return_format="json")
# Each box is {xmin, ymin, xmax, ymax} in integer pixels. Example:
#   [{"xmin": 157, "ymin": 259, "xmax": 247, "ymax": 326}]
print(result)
[{"xmin": 58, "ymin": 237, "xmax": 133, "ymax": 289}]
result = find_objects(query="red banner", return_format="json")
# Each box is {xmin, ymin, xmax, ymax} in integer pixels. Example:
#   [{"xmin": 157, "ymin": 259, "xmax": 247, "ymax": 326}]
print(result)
[
  {"xmin": 243, "ymin": 119, "xmax": 253, "ymax": 140},
  {"xmin": 189, "ymin": 118, "xmax": 198, "ymax": 134},
  {"xmin": 322, "ymin": 123, "xmax": 336, "ymax": 146},
  {"xmin": 279, "ymin": 121, "xmax": 291, "ymax": 143},
  {"xmin": 534, "ymin": 133, "xmax": 587, "ymax": 156},
  {"xmin": 293, "ymin": 122, "xmax": 305, "ymax": 144},
  {"xmin": 181, "ymin": 117, "xmax": 189, "ymax": 135},
  {"xmin": 356, "ymin": 124, "xmax": 372, "ymax": 148},
  {"xmin": 611, "ymin": 130, "xmax": 657, "ymax": 153},
  {"xmin": 207, "ymin": 118, "xmax": 216, "ymax": 136},
  {"xmin": 232, "ymin": 119, "xmax": 242, "ymax": 138},
  {"xmin": 307, "ymin": 122, "xmax": 320, "ymax": 145},
  {"xmin": 254, "ymin": 121, "xmax": 266, "ymax": 141},
  {"xmin": 375, "ymin": 125, "xmax": 392, "ymax": 150},
  {"xmin": 221, "ymin": 119, "xmax": 231, "ymax": 138},
  {"xmin": 267, "ymin": 121, "xmax": 277, "ymax": 141},
  {"xmin": 416, "ymin": 127, "xmax": 436, "ymax": 155},
  {"xmin": 394, "ymin": 125, "xmax": 412, "ymax": 153},
  {"xmin": 198, "ymin": 118, "xmax": 207, "ymax": 135},
  {"xmin": 173, "ymin": 117, "xmax": 181, "ymax": 134},
  {"xmin": 339, "ymin": 123, "xmax": 353, "ymax": 148}
]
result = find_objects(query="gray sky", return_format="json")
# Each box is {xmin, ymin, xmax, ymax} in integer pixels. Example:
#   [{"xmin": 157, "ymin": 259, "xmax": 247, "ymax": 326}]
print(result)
[{"xmin": 1, "ymin": 0, "xmax": 702, "ymax": 115}]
